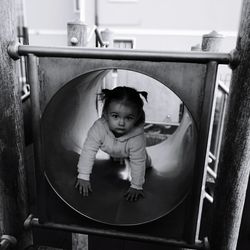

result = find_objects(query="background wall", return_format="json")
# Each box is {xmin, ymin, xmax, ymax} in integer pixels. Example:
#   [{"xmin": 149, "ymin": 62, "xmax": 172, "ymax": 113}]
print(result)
[
  {"xmin": 25, "ymin": 0, "xmax": 242, "ymax": 52},
  {"xmin": 23, "ymin": 0, "xmax": 242, "ymax": 122}
]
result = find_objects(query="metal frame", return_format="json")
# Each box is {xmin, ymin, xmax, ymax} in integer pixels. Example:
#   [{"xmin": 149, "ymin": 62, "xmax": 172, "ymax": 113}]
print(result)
[
  {"xmin": 24, "ymin": 215, "xmax": 208, "ymax": 249},
  {"xmin": 8, "ymin": 43, "xmax": 236, "ymax": 249},
  {"xmin": 193, "ymin": 62, "xmax": 219, "ymax": 240},
  {"xmin": 195, "ymin": 79, "xmax": 230, "ymax": 240},
  {"xmin": 27, "ymin": 54, "xmax": 48, "ymax": 221},
  {"xmin": 8, "ymin": 43, "xmax": 235, "ymax": 64}
]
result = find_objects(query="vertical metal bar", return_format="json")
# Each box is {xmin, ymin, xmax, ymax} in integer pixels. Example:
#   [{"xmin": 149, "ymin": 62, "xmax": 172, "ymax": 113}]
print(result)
[
  {"xmin": 27, "ymin": 54, "xmax": 47, "ymax": 222},
  {"xmin": 185, "ymin": 61, "xmax": 219, "ymax": 243},
  {"xmin": 195, "ymin": 64, "xmax": 220, "ymax": 241}
]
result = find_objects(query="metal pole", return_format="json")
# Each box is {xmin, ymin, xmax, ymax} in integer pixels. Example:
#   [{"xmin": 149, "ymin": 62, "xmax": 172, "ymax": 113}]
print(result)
[
  {"xmin": 210, "ymin": 0, "xmax": 250, "ymax": 249},
  {"xmin": 27, "ymin": 54, "xmax": 48, "ymax": 222},
  {"xmin": 8, "ymin": 43, "xmax": 237, "ymax": 65},
  {"xmin": 24, "ymin": 215, "xmax": 208, "ymax": 250},
  {"xmin": 187, "ymin": 61, "xmax": 219, "ymax": 242}
]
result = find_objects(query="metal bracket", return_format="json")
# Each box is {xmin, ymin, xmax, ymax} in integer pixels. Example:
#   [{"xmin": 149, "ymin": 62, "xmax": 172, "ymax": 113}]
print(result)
[
  {"xmin": 0, "ymin": 235, "xmax": 17, "ymax": 250},
  {"xmin": 24, "ymin": 214, "xmax": 34, "ymax": 229},
  {"xmin": 229, "ymin": 49, "xmax": 240, "ymax": 69},
  {"xmin": 7, "ymin": 41, "xmax": 21, "ymax": 60}
]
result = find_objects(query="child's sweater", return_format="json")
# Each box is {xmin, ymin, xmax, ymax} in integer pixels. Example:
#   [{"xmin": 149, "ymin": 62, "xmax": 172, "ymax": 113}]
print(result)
[{"xmin": 77, "ymin": 117, "xmax": 146, "ymax": 189}]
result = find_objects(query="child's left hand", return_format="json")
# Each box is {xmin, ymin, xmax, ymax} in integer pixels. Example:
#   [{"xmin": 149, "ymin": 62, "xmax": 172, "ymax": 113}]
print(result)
[{"xmin": 124, "ymin": 187, "xmax": 144, "ymax": 202}]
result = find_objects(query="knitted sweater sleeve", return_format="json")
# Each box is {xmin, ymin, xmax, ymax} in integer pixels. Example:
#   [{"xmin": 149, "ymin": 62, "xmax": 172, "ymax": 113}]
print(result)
[
  {"xmin": 128, "ymin": 134, "xmax": 146, "ymax": 190},
  {"xmin": 77, "ymin": 120, "xmax": 103, "ymax": 180}
]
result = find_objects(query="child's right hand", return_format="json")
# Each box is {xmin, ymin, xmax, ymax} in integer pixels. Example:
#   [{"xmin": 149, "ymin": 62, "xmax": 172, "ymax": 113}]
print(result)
[{"xmin": 75, "ymin": 178, "xmax": 92, "ymax": 196}]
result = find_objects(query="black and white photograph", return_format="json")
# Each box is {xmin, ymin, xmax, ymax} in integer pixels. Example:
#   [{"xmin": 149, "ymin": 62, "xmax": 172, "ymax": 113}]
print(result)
[{"xmin": 0, "ymin": 1, "xmax": 248, "ymax": 249}]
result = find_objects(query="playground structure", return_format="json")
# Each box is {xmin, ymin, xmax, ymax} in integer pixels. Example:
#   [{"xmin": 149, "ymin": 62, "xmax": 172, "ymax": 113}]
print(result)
[
  {"xmin": 2, "ymin": 0, "xmax": 250, "ymax": 248},
  {"xmin": 41, "ymin": 67, "xmax": 197, "ymax": 226},
  {"xmin": 5, "ymin": 44, "xmax": 231, "ymax": 249}
]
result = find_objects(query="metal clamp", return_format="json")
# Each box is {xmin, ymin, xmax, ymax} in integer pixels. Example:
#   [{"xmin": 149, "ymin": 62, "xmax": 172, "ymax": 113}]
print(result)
[
  {"xmin": 21, "ymin": 83, "xmax": 31, "ymax": 101},
  {"xmin": 0, "ymin": 235, "xmax": 17, "ymax": 250},
  {"xmin": 229, "ymin": 49, "xmax": 240, "ymax": 69},
  {"xmin": 24, "ymin": 214, "xmax": 209, "ymax": 249},
  {"xmin": 7, "ymin": 41, "xmax": 21, "ymax": 60}
]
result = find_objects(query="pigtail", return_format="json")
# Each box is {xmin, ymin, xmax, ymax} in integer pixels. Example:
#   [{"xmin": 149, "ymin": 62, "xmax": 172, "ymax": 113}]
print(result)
[
  {"xmin": 98, "ymin": 88, "xmax": 111, "ymax": 101},
  {"xmin": 138, "ymin": 91, "xmax": 148, "ymax": 102},
  {"xmin": 102, "ymin": 88, "xmax": 112, "ymax": 97}
]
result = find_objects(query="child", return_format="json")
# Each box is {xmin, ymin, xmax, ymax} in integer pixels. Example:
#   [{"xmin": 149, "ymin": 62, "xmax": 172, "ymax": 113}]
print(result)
[{"xmin": 75, "ymin": 86, "xmax": 150, "ymax": 202}]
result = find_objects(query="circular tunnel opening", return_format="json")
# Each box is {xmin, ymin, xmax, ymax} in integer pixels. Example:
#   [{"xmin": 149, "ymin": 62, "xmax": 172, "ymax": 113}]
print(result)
[{"xmin": 42, "ymin": 68, "xmax": 197, "ymax": 226}]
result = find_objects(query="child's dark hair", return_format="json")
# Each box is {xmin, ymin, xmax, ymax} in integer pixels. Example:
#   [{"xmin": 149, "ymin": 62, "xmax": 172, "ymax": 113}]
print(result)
[{"xmin": 99, "ymin": 86, "xmax": 148, "ymax": 126}]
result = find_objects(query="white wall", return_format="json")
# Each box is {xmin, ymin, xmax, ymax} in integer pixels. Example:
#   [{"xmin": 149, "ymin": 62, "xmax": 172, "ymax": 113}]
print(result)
[
  {"xmin": 98, "ymin": 0, "xmax": 241, "ymax": 31},
  {"xmin": 23, "ymin": 0, "xmax": 240, "ymax": 120},
  {"xmin": 25, "ymin": 0, "xmax": 95, "ymax": 46},
  {"xmin": 97, "ymin": 0, "xmax": 242, "ymax": 52},
  {"xmin": 25, "ymin": 0, "xmax": 242, "ymax": 51}
]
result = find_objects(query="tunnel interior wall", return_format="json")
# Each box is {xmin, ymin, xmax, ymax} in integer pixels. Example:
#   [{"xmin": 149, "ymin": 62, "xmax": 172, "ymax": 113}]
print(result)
[{"xmin": 38, "ymin": 58, "xmax": 207, "ymax": 126}]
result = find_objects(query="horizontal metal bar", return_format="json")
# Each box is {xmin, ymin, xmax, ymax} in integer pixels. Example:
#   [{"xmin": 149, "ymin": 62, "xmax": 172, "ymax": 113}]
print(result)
[
  {"xmin": 8, "ymin": 42, "xmax": 234, "ymax": 65},
  {"xmin": 24, "ymin": 215, "xmax": 208, "ymax": 249},
  {"xmin": 145, "ymin": 120, "xmax": 180, "ymax": 126}
]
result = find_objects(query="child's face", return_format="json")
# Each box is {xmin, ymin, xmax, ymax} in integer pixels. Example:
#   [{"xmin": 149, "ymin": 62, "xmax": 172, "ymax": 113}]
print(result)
[{"xmin": 105, "ymin": 101, "xmax": 139, "ymax": 137}]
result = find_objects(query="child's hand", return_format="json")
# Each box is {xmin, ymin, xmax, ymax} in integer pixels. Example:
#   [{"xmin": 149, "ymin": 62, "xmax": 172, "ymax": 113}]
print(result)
[
  {"xmin": 75, "ymin": 178, "xmax": 92, "ymax": 196},
  {"xmin": 124, "ymin": 187, "xmax": 144, "ymax": 202}
]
